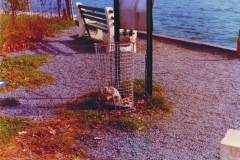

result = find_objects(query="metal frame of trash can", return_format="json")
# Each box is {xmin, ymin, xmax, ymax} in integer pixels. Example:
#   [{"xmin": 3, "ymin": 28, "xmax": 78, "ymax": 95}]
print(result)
[{"xmin": 95, "ymin": 42, "xmax": 134, "ymax": 111}]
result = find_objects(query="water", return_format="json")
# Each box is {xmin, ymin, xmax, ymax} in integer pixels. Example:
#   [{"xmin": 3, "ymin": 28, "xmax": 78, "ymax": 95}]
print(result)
[
  {"xmin": 34, "ymin": 0, "xmax": 240, "ymax": 48},
  {"xmin": 154, "ymin": 0, "xmax": 240, "ymax": 48}
]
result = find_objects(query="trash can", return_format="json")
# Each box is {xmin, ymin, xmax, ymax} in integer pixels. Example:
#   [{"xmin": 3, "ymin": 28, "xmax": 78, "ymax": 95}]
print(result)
[{"xmin": 95, "ymin": 42, "xmax": 134, "ymax": 111}]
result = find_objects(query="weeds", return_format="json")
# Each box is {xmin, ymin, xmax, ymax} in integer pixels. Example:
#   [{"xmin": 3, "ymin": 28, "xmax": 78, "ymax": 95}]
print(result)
[
  {"xmin": 0, "ymin": 116, "xmax": 29, "ymax": 143},
  {"xmin": 0, "ymin": 53, "xmax": 54, "ymax": 92},
  {"xmin": 0, "ymin": 113, "xmax": 87, "ymax": 159},
  {"xmin": 134, "ymin": 78, "xmax": 173, "ymax": 114},
  {"xmin": 0, "ymin": 13, "xmax": 75, "ymax": 54},
  {"xmin": 64, "ymin": 92, "xmax": 150, "ymax": 131},
  {"xmin": 63, "ymin": 109, "xmax": 151, "ymax": 132},
  {"xmin": 63, "ymin": 78, "xmax": 172, "ymax": 132}
]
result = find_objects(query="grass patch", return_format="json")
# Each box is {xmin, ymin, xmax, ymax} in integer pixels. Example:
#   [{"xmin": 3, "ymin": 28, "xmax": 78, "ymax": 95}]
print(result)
[
  {"xmin": 17, "ymin": 114, "xmax": 88, "ymax": 158},
  {"xmin": 0, "ymin": 53, "xmax": 54, "ymax": 92},
  {"xmin": 0, "ymin": 79, "xmax": 172, "ymax": 158},
  {"xmin": 65, "ymin": 92, "xmax": 148, "ymax": 132},
  {"xmin": 63, "ymin": 78, "xmax": 172, "ymax": 132},
  {"xmin": 0, "ymin": 13, "xmax": 75, "ymax": 54},
  {"xmin": 134, "ymin": 78, "xmax": 172, "ymax": 114},
  {"xmin": 0, "ymin": 115, "xmax": 88, "ymax": 159},
  {"xmin": 65, "ymin": 109, "xmax": 151, "ymax": 132},
  {"xmin": 0, "ymin": 116, "xmax": 29, "ymax": 143}
]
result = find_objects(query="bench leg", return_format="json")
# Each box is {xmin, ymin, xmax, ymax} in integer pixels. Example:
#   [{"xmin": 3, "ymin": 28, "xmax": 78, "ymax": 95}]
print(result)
[
  {"xmin": 129, "ymin": 30, "xmax": 137, "ymax": 53},
  {"xmin": 75, "ymin": 2, "xmax": 86, "ymax": 37},
  {"xmin": 91, "ymin": 29, "xmax": 103, "ymax": 40}
]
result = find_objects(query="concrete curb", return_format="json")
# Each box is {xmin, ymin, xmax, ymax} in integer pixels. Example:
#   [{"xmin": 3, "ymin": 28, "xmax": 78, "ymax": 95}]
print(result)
[{"xmin": 138, "ymin": 31, "xmax": 238, "ymax": 55}]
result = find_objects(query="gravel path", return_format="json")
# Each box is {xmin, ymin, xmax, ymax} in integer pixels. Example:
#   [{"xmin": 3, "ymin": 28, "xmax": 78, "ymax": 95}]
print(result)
[{"xmin": 1, "ymin": 26, "xmax": 240, "ymax": 159}]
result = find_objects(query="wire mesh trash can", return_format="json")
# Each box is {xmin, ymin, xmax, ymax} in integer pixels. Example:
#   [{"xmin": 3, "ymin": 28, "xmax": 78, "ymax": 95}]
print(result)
[{"xmin": 95, "ymin": 42, "xmax": 134, "ymax": 111}]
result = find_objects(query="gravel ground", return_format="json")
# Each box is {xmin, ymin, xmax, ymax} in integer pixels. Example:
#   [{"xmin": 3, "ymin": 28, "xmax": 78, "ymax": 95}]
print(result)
[{"xmin": 1, "ymin": 26, "xmax": 240, "ymax": 159}]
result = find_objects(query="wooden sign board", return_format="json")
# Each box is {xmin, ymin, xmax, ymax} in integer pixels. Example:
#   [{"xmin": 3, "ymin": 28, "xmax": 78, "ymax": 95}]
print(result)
[{"xmin": 119, "ymin": 0, "xmax": 154, "ymax": 31}]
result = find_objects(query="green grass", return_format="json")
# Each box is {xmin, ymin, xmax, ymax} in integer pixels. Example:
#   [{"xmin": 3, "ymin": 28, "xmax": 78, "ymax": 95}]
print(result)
[
  {"xmin": 107, "ymin": 116, "xmax": 151, "ymax": 131},
  {"xmin": 133, "ymin": 78, "xmax": 165, "ymax": 97},
  {"xmin": 133, "ymin": 78, "xmax": 172, "ymax": 114},
  {"xmin": 0, "ymin": 53, "xmax": 55, "ymax": 92},
  {"xmin": 0, "ymin": 116, "xmax": 29, "ymax": 143}
]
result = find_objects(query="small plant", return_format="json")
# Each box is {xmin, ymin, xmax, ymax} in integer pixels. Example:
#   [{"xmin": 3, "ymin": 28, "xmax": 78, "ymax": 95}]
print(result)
[
  {"xmin": 0, "ymin": 116, "xmax": 29, "ymax": 143},
  {"xmin": 133, "ymin": 78, "xmax": 165, "ymax": 98},
  {"xmin": 0, "ymin": 53, "xmax": 54, "ymax": 92},
  {"xmin": 72, "ymin": 150, "xmax": 88, "ymax": 159},
  {"xmin": 133, "ymin": 78, "xmax": 172, "ymax": 114},
  {"xmin": 107, "ymin": 116, "xmax": 152, "ymax": 132}
]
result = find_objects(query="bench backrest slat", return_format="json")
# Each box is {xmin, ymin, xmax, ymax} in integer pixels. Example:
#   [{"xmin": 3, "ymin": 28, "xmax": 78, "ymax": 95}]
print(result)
[
  {"xmin": 82, "ymin": 14, "xmax": 107, "ymax": 24},
  {"xmin": 83, "ymin": 12, "xmax": 106, "ymax": 19},
  {"xmin": 78, "ymin": 5, "xmax": 105, "ymax": 13}
]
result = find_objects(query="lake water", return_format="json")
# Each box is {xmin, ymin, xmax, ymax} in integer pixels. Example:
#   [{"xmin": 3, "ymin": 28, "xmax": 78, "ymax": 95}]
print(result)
[{"xmin": 32, "ymin": 0, "xmax": 240, "ymax": 48}]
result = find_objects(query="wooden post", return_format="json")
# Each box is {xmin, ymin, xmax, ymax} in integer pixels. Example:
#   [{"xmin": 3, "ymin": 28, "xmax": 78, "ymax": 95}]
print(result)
[{"xmin": 237, "ymin": 30, "xmax": 240, "ymax": 55}]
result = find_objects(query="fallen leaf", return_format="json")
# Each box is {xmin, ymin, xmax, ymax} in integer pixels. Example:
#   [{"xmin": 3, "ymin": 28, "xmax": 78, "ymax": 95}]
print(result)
[
  {"xmin": 18, "ymin": 131, "xmax": 27, "ymax": 135},
  {"xmin": 48, "ymin": 126, "xmax": 56, "ymax": 135},
  {"xmin": 94, "ymin": 137, "xmax": 102, "ymax": 140}
]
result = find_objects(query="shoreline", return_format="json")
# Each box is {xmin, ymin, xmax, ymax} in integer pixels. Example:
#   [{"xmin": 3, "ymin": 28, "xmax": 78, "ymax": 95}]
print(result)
[
  {"xmin": 137, "ymin": 31, "xmax": 237, "ymax": 55},
  {"xmin": 86, "ymin": 24, "xmax": 238, "ymax": 56}
]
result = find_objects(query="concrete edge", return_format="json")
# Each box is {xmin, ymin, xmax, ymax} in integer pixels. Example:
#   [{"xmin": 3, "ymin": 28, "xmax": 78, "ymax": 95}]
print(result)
[{"xmin": 137, "ymin": 31, "xmax": 238, "ymax": 55}]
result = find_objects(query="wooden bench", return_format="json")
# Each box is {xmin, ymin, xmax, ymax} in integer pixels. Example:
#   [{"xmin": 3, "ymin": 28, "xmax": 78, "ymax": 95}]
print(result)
[{"xmin": 75, "ymin": 2, "xmax": 137, "ymax": 52}]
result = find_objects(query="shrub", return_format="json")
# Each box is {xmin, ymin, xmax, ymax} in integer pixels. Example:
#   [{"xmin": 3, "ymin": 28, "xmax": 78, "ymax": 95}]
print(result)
[{"xmin": 0, "ymin": 13, "xmax": 75, "ymax": 54}]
